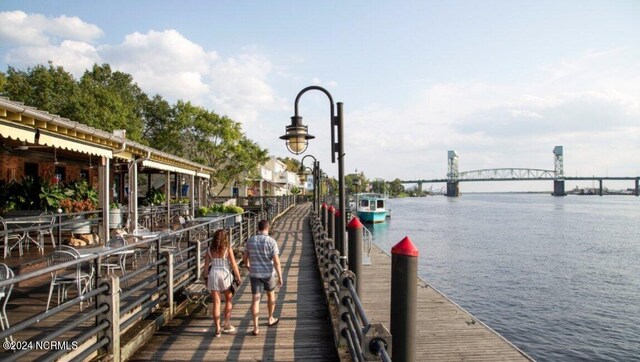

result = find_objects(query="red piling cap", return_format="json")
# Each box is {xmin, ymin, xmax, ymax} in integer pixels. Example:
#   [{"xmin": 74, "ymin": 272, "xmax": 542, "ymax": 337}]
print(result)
[
  {"xmin": 391, "ymin": 236, "xmax": 419, "ymax": 257},
  {"xmin": 321, "ymin": 202, "xmax": 327, "ymax": 208},
  {"xmin": 347, "ymin": 216, "xmax": 363, "ymax": 229},
  {"xmin": 328, "ymin": 206, "xmax": 335, "ymax": 213},
  {"xmin": 335, "ymin": 210, "xmax": 341, "ymax": 217}
]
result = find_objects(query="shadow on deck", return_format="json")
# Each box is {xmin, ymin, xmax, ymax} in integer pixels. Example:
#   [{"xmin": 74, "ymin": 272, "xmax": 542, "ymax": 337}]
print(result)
[{"xmin": 130, "ymin": 203, "xmax": 338, "ymax": 361}]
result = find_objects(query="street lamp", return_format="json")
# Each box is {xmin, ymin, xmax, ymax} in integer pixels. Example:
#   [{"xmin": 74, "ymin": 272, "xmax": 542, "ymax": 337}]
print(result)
[
  {"xmin": 300, "ymin": 154, "xmax": 320, "ymax": 212},
  {"xmin": 352, "ymin": 178, "xmax": 359, "ymax": 218},
  {"xmin": 281, "ymin": 86, "xmax": 346, "ymax": 259}
]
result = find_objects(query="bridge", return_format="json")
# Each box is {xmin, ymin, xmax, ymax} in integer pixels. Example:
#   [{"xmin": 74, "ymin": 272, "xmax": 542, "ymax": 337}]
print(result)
[{"xmin": 402, "ymin": 146, "xmax": 640, "ymax": 197}]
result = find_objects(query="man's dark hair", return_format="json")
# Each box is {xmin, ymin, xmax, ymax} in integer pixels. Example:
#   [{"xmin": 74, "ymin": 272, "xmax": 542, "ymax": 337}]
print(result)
[{"xmin": 258, "ymin": 220, "xmax": 269, "ymax": 231}]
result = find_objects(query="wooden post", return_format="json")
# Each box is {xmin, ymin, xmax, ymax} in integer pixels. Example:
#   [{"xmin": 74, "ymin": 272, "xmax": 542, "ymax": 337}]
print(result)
[
  {"xmin": 97, "ymin": 274, "xmax": 120, "ymax": 361},
  {"xmin": 160, "ymin": 251, "xmax": 175, "ymax": 318},
  {"xmin": 99, "ymin": 156, "xmax": 110, "ymax": 243}
]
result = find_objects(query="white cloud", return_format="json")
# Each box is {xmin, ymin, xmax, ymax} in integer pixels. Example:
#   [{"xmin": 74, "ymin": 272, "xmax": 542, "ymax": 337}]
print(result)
[
  {"xmin": 5, "ymin": 40, "xmax": 101, "ymax": 75},
  {"xmin": 343, "ymin": 49, "xmax": 640, "ymax": 188},
  {"xmin": 1, "ymin": 16, "xmax": 285, "ymax": 127},
  {"xmin": 100, "ymin": 30, "xmax": 216, "ymax": 101},
  {"xmin": 0, "ymin": 11, "xmax": 103, "ymax": 46}
]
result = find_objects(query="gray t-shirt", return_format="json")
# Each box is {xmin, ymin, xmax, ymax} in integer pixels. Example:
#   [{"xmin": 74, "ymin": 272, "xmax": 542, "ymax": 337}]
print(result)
[{"xmin": 246, "ymin": 233, "xmax": 279, "ymax": 278}]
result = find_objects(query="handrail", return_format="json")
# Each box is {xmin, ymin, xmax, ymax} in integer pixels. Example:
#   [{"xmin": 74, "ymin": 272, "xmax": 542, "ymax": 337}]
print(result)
[
  {"xmin": 0, "ymin": 194, "xmax": 295, "ymax": 361},
  {"xmin": 309, "ymin": 210, "xmax": 392, "ymax": 361}
]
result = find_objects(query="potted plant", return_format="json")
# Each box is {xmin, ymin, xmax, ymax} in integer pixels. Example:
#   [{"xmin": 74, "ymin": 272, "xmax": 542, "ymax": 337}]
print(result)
[
  {"xmin": 59, "ymin": 198, "xmax": 95, "ymax": 234},
  {"xmin": 109, "ymin": 202, "xmax": 123, "ymax": 229},
  {"xmin": 224, "ymin": 205, "xmax": 245, "ymax": 223}
]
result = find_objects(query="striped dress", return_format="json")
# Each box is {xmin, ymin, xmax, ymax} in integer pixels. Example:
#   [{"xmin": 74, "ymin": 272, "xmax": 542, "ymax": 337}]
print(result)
[{"xmin": 206, "ymin": 249, "xmax": 231, "ymax": 292}]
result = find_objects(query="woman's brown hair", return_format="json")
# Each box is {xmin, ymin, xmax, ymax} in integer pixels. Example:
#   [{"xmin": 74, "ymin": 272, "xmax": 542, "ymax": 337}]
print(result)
[{"xmin": 210, "ymin": 229, "xmax": 229, "ymax": 254}]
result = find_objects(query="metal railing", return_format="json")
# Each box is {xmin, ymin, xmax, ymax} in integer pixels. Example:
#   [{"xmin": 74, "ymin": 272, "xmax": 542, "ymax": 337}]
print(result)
[
  {"xmin": 361, "ymin": 226, "xmax": 373, "ymax": 266},
  {"xmin": 310, "ymin": 212, "xmax": 391, "ymax": 361},
  {"xmin": 0, "ymin": 195, "xmax": 294, "ymax": 361}
]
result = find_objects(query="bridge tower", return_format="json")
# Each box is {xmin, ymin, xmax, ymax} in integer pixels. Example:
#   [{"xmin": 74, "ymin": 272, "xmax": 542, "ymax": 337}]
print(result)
[
  {"xmin": 446, "ymin": 150, "xmax": 459, "ymax": 197},
  {"xmin": 552, "ymin": 146, "xmax": 566, "ymax": 196}
]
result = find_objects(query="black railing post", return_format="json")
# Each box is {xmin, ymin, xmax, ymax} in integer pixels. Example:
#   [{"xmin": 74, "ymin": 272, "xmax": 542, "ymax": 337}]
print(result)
[
  {"xmin": 321, "ymin": 203, "xmax": 328, "ymax": 234},
  {"xmin": 327, "ymin": 206, "xmax": 335, "ymax": 244},
  {"xmin": 391, "ymin": 237, "xmax": 418, "ymax": 362},
  {"xmin": 335, "ymin": 210, "xmax": 345, "ymax": 267},
  {"xmin": 347, "ymin": 216, "xmax": 363, "ymax": 296}
]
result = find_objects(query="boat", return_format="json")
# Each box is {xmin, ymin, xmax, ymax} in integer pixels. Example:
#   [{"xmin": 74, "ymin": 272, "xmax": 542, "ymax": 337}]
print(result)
[{"xmin": 353, "ymin": 193, "xmax": 389, "ymax": 223}]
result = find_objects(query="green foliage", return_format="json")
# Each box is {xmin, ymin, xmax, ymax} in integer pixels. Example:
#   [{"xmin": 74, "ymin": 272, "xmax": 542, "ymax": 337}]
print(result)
[
  {"xmin": 3, "ymin": 62, "xmax": 269, "ymax": 192},
  {"xmin": 0, "ymin": 177, "xmax": 99, "ymax": 213},
  {"xmin": 290, "ymin": 186, "xmax": 301, "ymax": 195},
  {"xmin": 110, "ymin": 202, "xmax": 122, "ymax": 210},
  {"xmin": 278, "ymin": 157, "xmax": 302, "ymax": 172},
  {"xmin": 223, "ymin": 205, "xmax": 244, "ymax": 214},
  {"xmin": 63, "ymin": 179, "xmax": 99, "ymax": 206},
  {"xmin": 39, "ymin": 181, "xmax": 65, "ymax": 210},
  {"xmin": 71, "ymin": 64, "xmax": 146, "ymax": 141},
  {"xmin": 144, "ymin": 187, "xmax": 165, "ymax": 206},
  {"xmin": 388, "ymin": 178, "xmax": 405, "ymax": 196},
  {"xmin": 170, "ymin": 197, "xmax": 189, "ymax": 204},
  {"xmin": 209, "ymin": 204, "xmax": 224, "ymax": 213},
  {"xmin": 0, "ymin": 71, "xmax": 6, "ymax": 95},
  {"xmin": 346, "ymin": 172, "xmax": 369, "ymax": 194},
  {"xmin": 196, "ymin": 206, "xmax": 209, "ymax": 217},
  {"xmin": 9, "ymin": 176, "xmax": 41, "ymax": 210},
  {"xmin": 3, "ymin": 63, "xmax": 78, "ymax": 117}
]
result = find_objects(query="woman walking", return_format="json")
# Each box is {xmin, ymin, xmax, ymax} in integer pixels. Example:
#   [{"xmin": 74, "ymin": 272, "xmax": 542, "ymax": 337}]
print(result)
[{"xmin": 203, "ymin": 229, "xmax": 242, "ymax": 337}]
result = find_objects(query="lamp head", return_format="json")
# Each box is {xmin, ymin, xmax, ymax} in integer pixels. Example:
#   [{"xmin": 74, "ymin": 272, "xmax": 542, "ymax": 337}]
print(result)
[{"xmin": 280, "ymin": 116, "xmax": 315, "ymax": 155}]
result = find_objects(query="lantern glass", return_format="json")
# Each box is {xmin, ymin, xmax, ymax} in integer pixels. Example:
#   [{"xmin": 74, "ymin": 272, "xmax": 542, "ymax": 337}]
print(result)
[{"xmin": 286, "ymin": 131, "xmax": 308, "ymax": 154}]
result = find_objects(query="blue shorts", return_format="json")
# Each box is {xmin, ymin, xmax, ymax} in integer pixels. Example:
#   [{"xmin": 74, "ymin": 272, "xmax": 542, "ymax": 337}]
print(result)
[{"xmin": 250, "ymin": 276, "xmax": 277, "ymax": 294}]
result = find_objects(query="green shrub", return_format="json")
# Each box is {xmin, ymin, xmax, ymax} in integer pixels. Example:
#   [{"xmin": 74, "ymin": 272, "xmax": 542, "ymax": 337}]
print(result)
[
  {"xmin": 224, "ymin": 205, "xmax": 244, "ymax": 214},
  {"xmin": 196, "ymin": 206, "xmax": 209, "ymax": 217}
]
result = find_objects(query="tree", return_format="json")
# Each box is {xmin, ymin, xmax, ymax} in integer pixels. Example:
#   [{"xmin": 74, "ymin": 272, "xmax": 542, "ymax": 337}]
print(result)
[
  {"xmin": 0, "ymin": 71, "xmax": 7, "ymax": 94},
  {"xmin": 70, "ymin": 64, "xmax": 146, "ymax": 141},
  {"xmin": 388, "ymin": 178, "xmax": 405, "ymax": 197},
  {"xmin": 278, "ymin": 157, "xmax": 302, "ymax": 173},
  {"xmin": 141, "ymin": 94, "xmax": 175, "ymax": 146},
  {"xmin": 371, "ymin": 178, "xmax": 389, "ymax": 194},
  {"xmin": 168, "ymin": 101, "xmax": 269, "ymax": 195},
  {"xmin": 2, "ymin": 62, "xmax": 78, "ymax": 117},
  {"xmin": 345, "ymin": 172, "xmax": 369, "ymax": 194}
]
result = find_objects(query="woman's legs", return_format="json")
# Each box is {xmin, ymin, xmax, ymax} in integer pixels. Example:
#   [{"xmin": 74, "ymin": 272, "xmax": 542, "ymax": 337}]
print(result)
[
  {"xmin": 223, "ymin": 289, "xmax": 233, "ymax": 328},
  {"xmin": 211, "ymin": 290, "xmax": 221, "ymax": 335}
]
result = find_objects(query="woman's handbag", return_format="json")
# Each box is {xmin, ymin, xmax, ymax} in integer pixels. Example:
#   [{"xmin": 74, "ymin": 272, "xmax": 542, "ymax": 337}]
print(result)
[{"xmin": 229, "ymin": 277, "xmax": 240, "ymax": 296}]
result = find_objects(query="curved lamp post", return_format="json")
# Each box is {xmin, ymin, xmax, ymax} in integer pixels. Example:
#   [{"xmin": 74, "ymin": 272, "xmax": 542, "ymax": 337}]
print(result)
[
  {"xmin": 299, "ymin": 154, "xmax": 321, "ymax": 212},
  {"xmin": 280, "ymin": 86, "xmax": 346, "ymax": 260}
]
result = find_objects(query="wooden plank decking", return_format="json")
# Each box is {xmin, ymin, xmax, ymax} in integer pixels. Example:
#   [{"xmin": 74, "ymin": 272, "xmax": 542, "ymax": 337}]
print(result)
[
  {"xmin": 360, "ymin": 245, "xmax": 533, "ymax": 361},
  {"xmin": 131, "ymin": 203, "xmax": 338, "ymax": 361}
]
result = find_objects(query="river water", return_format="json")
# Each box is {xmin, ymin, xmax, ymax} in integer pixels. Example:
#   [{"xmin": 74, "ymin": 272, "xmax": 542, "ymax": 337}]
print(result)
[{"xmin": 365, "ymin": 194, "xmax": 640, "ymax": 361}]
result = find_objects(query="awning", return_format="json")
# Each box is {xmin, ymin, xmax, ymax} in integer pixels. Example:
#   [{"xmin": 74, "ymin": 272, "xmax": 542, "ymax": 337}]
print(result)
[
  {"xmin": 142, "ymin": 159, "xmax": 196, "ymax": 176},
  {"xmin": 0, "ymin": 120, "xmax": 36, "ymax": 143},
  {"xmin": 195, "ymin": 171, "xmax": 211, "ymax": 179},
  {"xmin": 38, "ymin": 131, "xmax": 113, "ymax": 159}
]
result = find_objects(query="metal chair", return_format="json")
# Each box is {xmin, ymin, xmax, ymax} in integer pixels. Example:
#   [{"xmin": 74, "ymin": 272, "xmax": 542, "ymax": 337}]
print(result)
[
  {"xmin": 102, "ymin": 235, "xmax": 130, "ymax": 277},
  {"xmin": 38, "ymin": 211, "xmax": 57, "ymax": 249},
  {"xmin": 0, "ymin": 217, "xmax": 22, "ymax": 259},
  {"xmin": 46, "ymin": 249, "xmax": 92, "ymax": 311},
  {"xmin": 0, "ymin": 263, "xmax": 14, "ymax": 342}
]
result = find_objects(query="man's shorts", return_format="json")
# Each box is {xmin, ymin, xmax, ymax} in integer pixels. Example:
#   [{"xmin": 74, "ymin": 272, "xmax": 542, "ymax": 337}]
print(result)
[{"xmin": 250, "ymin": 275, "xmax": 277, "ymax": 294}]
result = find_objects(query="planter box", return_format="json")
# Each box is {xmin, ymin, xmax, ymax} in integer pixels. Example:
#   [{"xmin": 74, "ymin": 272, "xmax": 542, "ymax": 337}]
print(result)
[
  {"xmin": 64, "ymin": 216, "xmax": 92, "ymax": 235},
  {"xmin": 203, "ymin": 212, "xmax": 241, "ymax": 227},
  {"xmin": 109, "ymin": 209, "xmax": 123, "ymax": 229}
]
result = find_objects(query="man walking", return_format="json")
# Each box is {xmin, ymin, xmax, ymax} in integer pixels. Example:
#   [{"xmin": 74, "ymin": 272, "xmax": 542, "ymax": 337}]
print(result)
[{"xmin": 243, "ymin": 219, "xmax": 283, "ymax": 336}]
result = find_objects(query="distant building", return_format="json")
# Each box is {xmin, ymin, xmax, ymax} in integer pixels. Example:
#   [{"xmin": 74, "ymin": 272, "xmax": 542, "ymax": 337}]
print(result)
[{"xmin": 212, "ymin": 156, "xmax": 307, "ymax": 197}]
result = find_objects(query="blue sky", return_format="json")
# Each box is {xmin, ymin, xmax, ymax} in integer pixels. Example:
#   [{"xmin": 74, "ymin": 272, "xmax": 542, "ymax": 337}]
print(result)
[{"xmin": 1, "ymin": 1, "xmax": 639, "ymax": 192}]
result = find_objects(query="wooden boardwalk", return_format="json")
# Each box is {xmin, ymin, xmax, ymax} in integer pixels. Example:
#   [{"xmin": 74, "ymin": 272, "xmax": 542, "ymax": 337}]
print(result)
[
  {"xmin": 360, "ymin": 245, "xmax": 533, "ymax": 361},
  {"xmin": 131, "ymin": 203, "xmax": 338, "ymax": 361}
]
